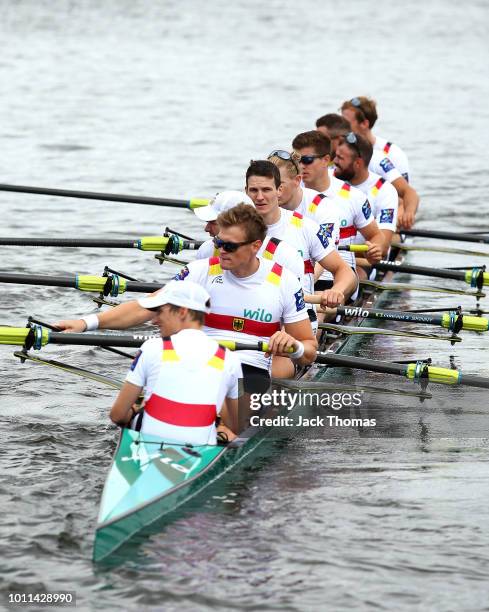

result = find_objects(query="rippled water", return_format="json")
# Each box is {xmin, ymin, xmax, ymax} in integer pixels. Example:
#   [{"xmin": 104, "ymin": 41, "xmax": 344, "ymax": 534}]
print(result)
[{"xmin": 1, "ymin": 1, "xmax": 489, "ymax": 610}]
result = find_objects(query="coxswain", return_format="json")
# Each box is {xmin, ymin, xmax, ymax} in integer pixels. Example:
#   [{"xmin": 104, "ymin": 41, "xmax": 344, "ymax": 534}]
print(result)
[
  {"xmin": 333, "ymin": 132, "xmax": 398, "ymax": 278},
  {"xmin": 339, "ymin": 97, "xmax": 420, "ymax": 229},
  {"xmin": 110, "ymin": 281, "xmax": 242, "ymax": 443}
]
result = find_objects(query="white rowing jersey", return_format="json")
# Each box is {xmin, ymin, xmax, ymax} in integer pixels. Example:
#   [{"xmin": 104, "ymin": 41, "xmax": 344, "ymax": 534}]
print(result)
[
  {"xmin": 266, "ymin": 208, "xmax": 335, "ymax": 294},
  {"xmin": 317, "ymin": 174, "xmax": 374, "ymax": 280},
  {"xmin": 126, "ymin": 329, "xmax": 241, "ymax": 445},
  {"xmin": 292, "ymin": 186, "xmax": 340, "ymax": 245},
  {"xmin": 369, "ymin": 149, "xmax": 402, "ymax": 184},
  {"xmin": 171, "ymin": 257, "xmax": 309, "ymax": 371},
  {"xmin": 352, "ymin": 171, "xmax": 398, "ymax": 241},
  {"xmin": 374, "ymin": 136, "xmax": 410, "ymax": 182},
  {"xmin": 196, "ymin": 235, "xmax": 304, "ymax": 283}
]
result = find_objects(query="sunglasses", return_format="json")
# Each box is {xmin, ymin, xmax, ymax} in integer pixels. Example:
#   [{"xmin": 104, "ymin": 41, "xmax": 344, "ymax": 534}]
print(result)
[
  {"xmin": 350, "ymin": 97, "xmax": 369, "ymax": 120},
  {"xmin": 299, "ymin": 154, "xmax": 325, "ymax": 165},
  {"xmin": 213, "ymin": 236, "xmax": 255, "ymax": 253},
  {"xmin": 343, "ymin": 131, "xmax": 362, "ymax": 157},
  {"xmin": 268, "ymin": 149, "xmax": 301, "ymax": 174}
]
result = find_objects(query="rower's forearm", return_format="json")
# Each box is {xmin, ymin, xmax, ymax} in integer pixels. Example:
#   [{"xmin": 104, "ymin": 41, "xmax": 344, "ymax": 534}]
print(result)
[
  {"xmin": 403, "ymin": 188, "xmax": 419, "ymax": 215},
  {"xmin": 332, "ymin": 266, "xmax": 357, "ymax": 297},
  {"xmin": 97, "ymin": 300, "xmax": 152, "ymax": 330},
  {"xmin": 296, "ymin": 339, "xmax": 318, "ymax": 366}
]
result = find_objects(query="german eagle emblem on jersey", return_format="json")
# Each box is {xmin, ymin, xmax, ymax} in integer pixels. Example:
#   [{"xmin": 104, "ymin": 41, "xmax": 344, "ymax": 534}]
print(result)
[{"xmin": 232, "ymin": 318, "xmax": 245, "ymax": 332}]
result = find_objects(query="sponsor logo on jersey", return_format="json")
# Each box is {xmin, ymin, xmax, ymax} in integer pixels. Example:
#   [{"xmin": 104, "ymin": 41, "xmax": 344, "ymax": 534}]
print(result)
[
  {"xmin": 211, "ymin": 276, "xmax": 223, "ymax": 284},
  {"xmin": 232, "ymin": 318, "xmax": 245, "ymax": 331},
  {"xmin": 174, "ymin": 266, "xmax": 189, "ymax": 281},
  {"xmin": 340, "ymin": 219, "xmax": 348, "ymax": 227},
  {"xmin": 379, "ymin": 157, "xmax": 395, "ymax": 173},
  {"xmin": 362, "ymin": 200, "xmax": 372, "ymax": 220},
  {"xmin": 320, "ymin": 222, "xmax": 335, "ymax": 238},
  {"xmin": 243, "ymin": 308, "xmax": 273, "ymax": 322},
  {"xmin": 294, "ymin": 289, "xmax": 306, "ymax": 312},
  {"xmin": 316, "ymin": 226, "xmax": 330, "ymax": 248},
  {"xmin": 379, "ymin": 208, "xmax": 395, "ymax": 223},
  {"xmin": 130, "ymin": 350, "xmax": 142, "ymax": 371}
]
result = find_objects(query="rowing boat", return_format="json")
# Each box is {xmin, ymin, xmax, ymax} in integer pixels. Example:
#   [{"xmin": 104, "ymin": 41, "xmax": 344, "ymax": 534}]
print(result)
[{"xmin": 92, "ymin": 245, "xmax": 405, "ymax": 562}]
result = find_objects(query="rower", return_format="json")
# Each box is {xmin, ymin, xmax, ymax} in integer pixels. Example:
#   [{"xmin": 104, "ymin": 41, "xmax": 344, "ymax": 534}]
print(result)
[
  {"xmin": 55, "ymin": 204, "xmax": 317, "ymax": 401},
  {"xmin": 315, "ymin": 114, "xmax": 351, "ymax": 166},
  {"xmin": 340, "ymin": 97, "xmax": 420, "ymax": 229},
  {"xmin": 193, "ymin": 189, "xmax": 305, "ymax": 282},
  {"xmin": 333, "ymin": 132, "xmax": 398, "ymax": 278},
  {"xmin": 290, "ymin": 131, "xmax": 383, "ymax": 296},
  {"xmin": 110, "ymin": 280, "xmax": 242, "ymax": 444},
  {"xmin": 244, "ymin": 160, "xmax": 356, "ymax": 310},
  {"xmin": 267, "ymin": 149, "xmax": 340, "ymax": 245},
  {"xmin": 341, "ymin": 96, "xmax": 410, "ymax": 181}
]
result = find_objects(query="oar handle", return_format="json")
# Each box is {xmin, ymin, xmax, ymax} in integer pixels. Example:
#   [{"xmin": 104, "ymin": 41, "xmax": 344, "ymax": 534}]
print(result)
[{"xmin": 338, "ymin": 244, "xmax": 368, "ymax": 252}]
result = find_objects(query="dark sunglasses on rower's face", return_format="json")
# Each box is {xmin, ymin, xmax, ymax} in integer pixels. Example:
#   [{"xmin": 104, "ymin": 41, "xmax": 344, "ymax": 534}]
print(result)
[
  {"xmin": 213, "ymin": 236, "xmax": 255, "ymax": 253},
  {"xmin": 299, "ymin": 154, "xmax": 325, "ymax": 165},
  {"xmin": 268, "ymin": 149, "xmax": 301, "ymax": 174}
]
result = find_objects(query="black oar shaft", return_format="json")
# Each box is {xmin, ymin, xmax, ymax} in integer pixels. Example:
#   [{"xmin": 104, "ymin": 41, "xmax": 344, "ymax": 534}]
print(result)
[
  {"xmin": 316, "ymin": 352, "xmax": 406, "ymax": 376},
  {"xmin": 402, "ymin": 229, "xmax": 489, "ymax": 244},
  {"xmin": 50, "ymin": 332, "xmax": 147, "ymax": 347},
  {"xmin": 0, "ymin": 237, "xmax": 138, "ymax": 248},
  {"xmin": 314, "ymin": 353, "xmax": 489, "ymax": 389},
  {"xmin": 374, "ymin": 260, "xmax": 466, "ymax": 282},
  {"xmin": 0, "ymin": 237, "xmax": 204, "ymax": 250},
  {"xmin": 0, "ymin": 183, "xmax": 192, "ymax": 208}
]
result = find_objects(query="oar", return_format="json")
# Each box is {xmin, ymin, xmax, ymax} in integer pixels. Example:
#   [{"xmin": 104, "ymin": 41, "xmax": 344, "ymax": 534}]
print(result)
[
  {"xmin": 360, "ymin": 279, "xmax": 485, "ymax": 298},
  {"xmin": 0, "ymin": 235, "xmax": 361, "ymax": 253},
  {"xmin": 0, "ymin": 183, "xmax": 209, "ymax": 209},
  {"xmin": 0, "ymin": 272, "xmax": 161, "ymax": 295},
  {"xmin": 373, "ymin": 260, "xmax": 489, "ymax": 289},
  {"xmin": 304, "ymin": 300, "xmax": 489, "ymax": 333},
  {"xmin": 0, "ymin": 326, "xmax": 292, "ymax": 353},
  {"xmin": 0, "ymin": 235, "xmax": 204, "ymax": 252},
  {"xmin": 314, "ymin": 352, "xmax": 489, "ymax": 389},
  {"xmin": 318, "ymin": 322, "xmax": 462, "ymax": 342},
  {"xmin": 392, "ymin": 242, "xmax": 489, "ymax": 258},
  {"xmin": 13, "ymin": 350, "xmax": 124, "ymax": 388},
  {"xmin": 401, "ymin": 229, "xmax": 489, "ymax": 244}
]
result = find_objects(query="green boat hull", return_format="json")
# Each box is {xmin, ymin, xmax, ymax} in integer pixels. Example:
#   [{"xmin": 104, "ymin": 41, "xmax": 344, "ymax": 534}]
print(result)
[{"xmin": 93, "ymin": 423, "xmax": 270, "ymax": 562}]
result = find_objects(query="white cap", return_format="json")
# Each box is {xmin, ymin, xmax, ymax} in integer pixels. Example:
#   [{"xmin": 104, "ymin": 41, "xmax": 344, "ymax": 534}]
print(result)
[
  {"xmin": 138, "ymin": 280, "xmax": 211, "ymax": 313},
  {"xmin": 193, "ymin": 190, "xmax": 254, "ymax": 222}
]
